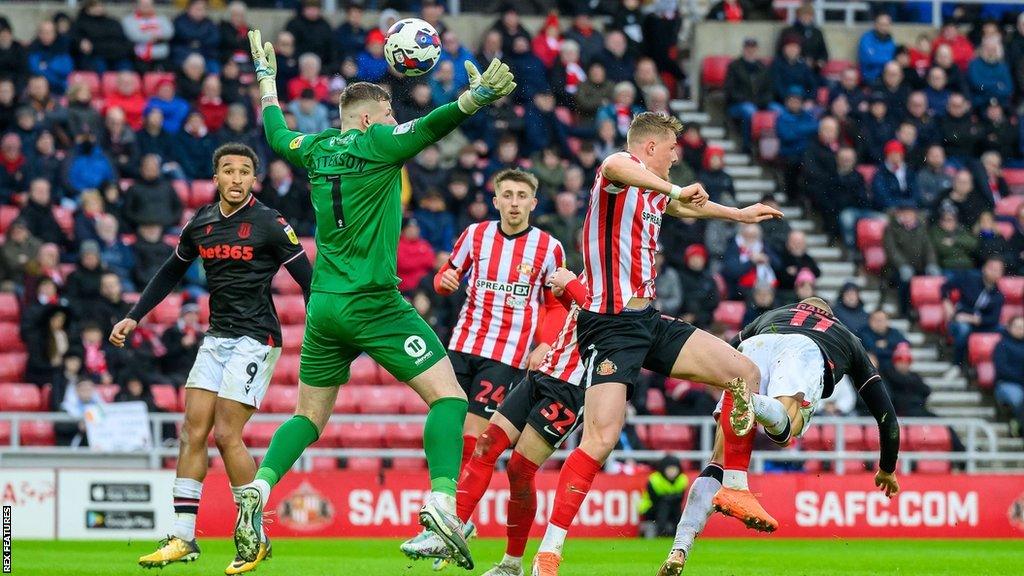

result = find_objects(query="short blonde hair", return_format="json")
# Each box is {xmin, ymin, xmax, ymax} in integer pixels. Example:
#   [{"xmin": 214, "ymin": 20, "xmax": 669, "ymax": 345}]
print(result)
[
  {"xmin": 626, "ymin": 112, "xmax": 683, "ymax": 148},
  {"xmin": 493, "ymin": 168, "xmax": 538, "ymax": 195}
]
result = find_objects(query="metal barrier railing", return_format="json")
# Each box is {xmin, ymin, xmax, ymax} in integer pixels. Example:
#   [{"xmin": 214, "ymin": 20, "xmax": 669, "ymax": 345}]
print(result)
[{"xmin": 0, "ymin": 412, "xmax": 1011, "ymax": 474}]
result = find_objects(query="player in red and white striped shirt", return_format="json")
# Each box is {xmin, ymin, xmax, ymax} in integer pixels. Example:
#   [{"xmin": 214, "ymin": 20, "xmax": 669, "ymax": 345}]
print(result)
[{"xmin": 533, "ymin": 113, "xmax": 790, "ymax": 576}]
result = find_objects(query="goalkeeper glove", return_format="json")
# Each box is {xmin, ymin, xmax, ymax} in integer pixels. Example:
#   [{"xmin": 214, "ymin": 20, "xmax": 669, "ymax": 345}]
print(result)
[
  {"xmin": 458, "ymin": 59, "xmax": 517, "ymax": 115},
  {"xmin": 248, "ymin": 29, "xmax": 278, "ymax": 101}
]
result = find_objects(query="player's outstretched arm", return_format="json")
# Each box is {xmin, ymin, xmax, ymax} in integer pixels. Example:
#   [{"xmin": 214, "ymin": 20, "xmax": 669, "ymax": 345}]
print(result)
[
  {"xmin": 666, "ymin": 199, "xmax": 784, "ymax": 223},
  {"xmin": 602, "ymin": 153, "xmax": 709, "ymax": 205},
  {"xmin": 859, "ymin": 376, "xmax": 901, "ymax": 496},
  {"xmin": 109, "ymin": 254, "xmax": 192, "ymax": 347},
  {"xmin": 249, "ymin": 29, "xmax": 315, "ymax": 168}
]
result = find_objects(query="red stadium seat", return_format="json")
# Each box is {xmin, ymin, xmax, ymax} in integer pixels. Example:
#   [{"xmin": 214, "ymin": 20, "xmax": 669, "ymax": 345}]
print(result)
[
  {"xmin": 0, "ymin": 205, "xmax": 20, "ymax": 234},
  {"xmin": 171, "ymin": 180, "xmax": 190, "ymax": 206},
  {"xmin": 701, "ymin": 55, "xmax": 731, "ymax": 90},
  {"xmin": 334, "ymin": 389, "xmax": 361, "ymax": 413},
  {"xmin": 856, "ymin": 218, "xmax": 887, "ymax": 250},
  {"xmin": 349, "ymin": 355, "xmax": 381, "ymax": 386},
  {"xmin": 190, "ymin": 181, "xmax": 217, "ymax": 208},
  {"xmin": 360, "ymin": 387, "xmax": 403, "ymax": 414},
  {"xmin": 976, "ymin": 361, "xmax": 996, "ymax": 389},
  {"xmin": 315, "ymin": 423, "xmax": 344, "ymax": 447},
  {"xmin": 821, "ymin": 59, "xmax": 855, "ymax": 82},
  {"xmin": 915, "ymin": 460, "xmax": 952, "ymax": 474},
  {"xmin": 646, "ymin": 423, "xmax": 695, "ymax": 451},
  {"xmin": 68, "ymin": 71, "xmax": 101, "ymax": 94},
  {"xmin": 0, "ymin": 323, "xmax": 25, "ymax": 352},
  {"xmin": 713, "ymin": 300, "xmax": 746, "ymax": 330},
  {"xmin": 910, "ymin": 276, "xmax": 946, "ymax": 307},
  {"xmin": 150, "ymin": 384, "xmax": 179, "ymax": 412},
  {"xmin": 917, "ymin": 304, "xmax": 946, "ymax": 333},
  {"xmin": 384, "ymin": 423, "xmax": 424, "ymax": 449},
  {"xmin": 750, "ymin": 111, "xmax": 777, "ymax": 141},
  {"xmin": 310, "ymin": 456, "xmax": 339, "ymax": 470},
  {"xmin": 0, "ymin": 353, "xmax": 27, "ymax": 382},
  {"xmin": 1002, "ymin": 304, "xmax": 1024, "ymax": 326},
  {"xmin": 143, "ymin": 72, "xmax": 175, "ymax": 96},
  {"xmin": 345, "ymin": 457, "xmax": 383, "ymax": 472},
  {"xmin": 862, "ymin": 247, "xmax": 886, "ymax": 274},
  {"xmin": 263, "ymin": 385, "xmax": 299, "ymax": 413},
  {"xmin": 713, "ymin": 273, "xmax": 727, "ymax": 300},
  {"xmin": 999, "ymin": 276, "xmax": 1024, "ymax": 305},
  {"xmin": 18, "ymin": 420, "xmax": 55, "ymax": 446},
  {"xmin": 0, "ymin": 384, "xmax": 42, "ymax": 412},
  {"xmin": 273, "ymin": 295, "xmax": 306, "ymax": 325},
  {"xmin": 273, "ymin": 354, "xmax": 301, "ymax": 386},
  {"xmin": 272, "ymin": 269, "xmax": 304, "ymax": 295},
  {"xmin": 645, "ymin": 388, "xmax": 666, "ymax": 416},
  {"xmin": 967, "ymin": 332, "xmax": 1001, "ymax": 365},
  {"xmin": 280, "ymin": 325, "xmax": 304, "ymax": 353},
  {"xmin": 0, "ymin": 293, "xmax": 18, "ymax": 322},
  {"xmin": 0, "ymin": 421, "xmax": 9, "ymax": 445},
  {"xmin": 243, "ymin": 422, "xmax": 278, "ymax": 447},
  {"xmin": 1003, "ymin": 169, "xmax": 1024, "ymax": 194},
  {"xmin": 147, "ymin": 294, "xmax": 181, "ymax": 325},
  {"xmin": 862, "ymin": 425, "xmax": 880, "ymax": 451},
  {"xmin": 841, "ymin": 425, "xmax": 866, "ymax": 451},
  {"xmin": 39, "ymin": 384, "xmax": 51, "ymax": 410},
  {"xmin": 336, "ymin": 422, "xmax": 386, "ymax": 448},
  {"xmin": 101, "ymin": 71, "xmax": 126, "ymax": 96},
  {"xmin": 390, "ymin": 457, "xmax": 426, "ymax": 471},
  {"xmin": 995, "ymin": 195, "xmax": 1024, "ymax": 218},
  {"xmin": 398, "ymin": 386, "xmax": 428, "ymax": 414},
  {"xmin": 907, "ymin": 424, "xmax": 952, "ymax": 451}
]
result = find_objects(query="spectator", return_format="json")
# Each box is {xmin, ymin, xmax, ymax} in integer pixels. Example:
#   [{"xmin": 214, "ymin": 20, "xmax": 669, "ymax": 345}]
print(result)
[
  {"xmin": 475, "ymin": 29, "xmax": 503, "ymax": 72},
  {"xmin": 62, "ymin": 131, "xmax": 116, "ymax": 198},
  {"xmin": 334, "ymin": 1, "xmax": 368, "ymax": 65},
  {"xmin": 175, "ymin": 53, "xmax": 206, "ymax": 103},
  {"xmin": 858, "ymin": 309, "xmax": 909, "ymax": 368},
  {"xmin": 1, "ymin": 219, "xmax": 41, "ymax": 290},
  {"xmin": 776, "ymin": 2, "xmax": 828, "ymax": 70},
  {"xmin": 216, "ymin": 104, "xmax": 265, "ymax": 167},
  {"xmin": 57, "ymin": 378, "xmax": 104, "ymax": 447},
  {"xmin": 170, "ymin": 0, "xmax": 220, "ymax": 72},
  {"xmin": 394, "ymin": 82, "xmax": 433, "ymax": 123},
  {"xmin": 507, "ymin": 35, "xmax": 549, "ymax": 105},
  {"xmin": 678, "ymin": 122, "xmax": 707, "ymax": 174},
  {"xmin": 124, "ymin": 154, "xmax": 181, "ymax": 231},
  {"xmin": 596, "ymin": 82, "xmax": 643, "ymax": 144},
  {"xmin": 22, "ymin": 130, "xmax": 61, "ymax": 192},
  {"xmin": 974, "ymin": 211, "xmax": 1012, "ymax": 266},
  {"xmin": 944, "ymin": 257, "xmax": 1006, "ymax": 366},
  {"xmin": 396, "ymin": 217, "xmax": 435, "ymax": 294},
  {"xmin": 776, "ymin": 230, "xmax": 820, "ymax": 297},
  {"xmin": 102, "ymin": 107, "xmax": 140, "ymax": 179},
  {"xmin": 977, "ymin": 102, "xmax": 1016, "ymax": 159},
  {"xmin": 523, "ymin": 90, "xmax": 573, "ymax": 158},
  {"xmin": 195, "ymin": 75, "xmax": 227, "ymax": 132},
  {"xmin": 144, "ymin": 79, "xmax": 189, "ymax": 134},
  {"xmin": 65, "ymin": 81, "xmax": 103, "ymax": 140},
  {"xmin": 22, "ymin": 291, "xmax": 71, "ymax": 385},
  {"xmin": 724, "ymin": 37, "xmax": 773, "ymax": 152},
  {"xmin": 537, "ymin": 192, "xmax": 582, "ymax": 271},
  {"xmin": 757, "ymin": 193, "xmax": 791, "ymax": 254},
  {"xmin": 598, "ymin": 30, "xmax": 635, "ymax": 85},
  {"xmin": 974, "ymin": 150, "xmax": 1010, "ymax": 205},
  {"xmin": 160, "ymin": 302, "xmax": 203, "ymax": 388},
  {"xmin": 858, "ymin": 13, "xmax": 896, "ymax": 84},
  {"xmin": 770, "ymin": 38, "xmax": 817, "ymax": 103},
  {"xmin": 935, "ymin": 169, "xmax": 991, "ymax": 230},
  {"xmin": 20, "ymin": 179, "xmax": 71, "ymax": 248},
  {"xmin": 273, "ymin": 32, "xmax": 300, "ymax": 100},
  {"xmin": 0, "ymin": 80, "xmax": 16, "ymax": 134},
  {"xmin": 530, "ymin": 147, "xmax": 565, "ymax": 203},
  {"xmin": 828, "ymin": 94, "xmax": 863, "ymax": 156},
  {"xmin": 94, "ymin": 216, "xmax": 133, "ymax": 293},
  {"xmin": 723, "ymin": 223, "xmax": 779, "ymax": 300},
  {"xmin": 874, "ymin": 62, "xmax": 910, "ymax": 118},
  {"xmin": 575, "ymin": 62, "xmax": 614, "ymax": 126},
  {"xmin": 356, "ymin": 29, "xmax": 388, "ymax": 84},
  {"xmin": 413, "ymin": 190, "xmax": 455, "ymax": 253},
  {"xmin": 72, "ymin": 191, "xmax": 104, "ymax": 245},
  {"xmin": 915, "ymin": 145, "xmax": 953, "ymax": 210},
  {"xmin": 122, "ymin": 0, "xmax": 173, "ymax": 70},
  {"xmin": 550, "ymin": 40, "xmax": 587, "ymax": 109},
  {"xmin": 833, "ymin": 281, "xmax": 870, "ymax": 335},
  {"xmin": 260, "ymin": 159, "xmax": 313, "ymax": 236},
  {"xmin": 27, "ymin": 20, "xmax": 73, "ymax": 94},
  {"xmin": 136, "ymin": 108, "xmax": 174, "ymax": 170},
  {"xmin": 743, "ymin": 281, "xmax": 777, "ymax": 326},
  {"xmin": 706, "ymin": 0, "xmax": 749, "ymax": 22},
  {"xmin": 923, "ymin": 66, "xmax": 951, "ymax": 118},
  {"xmin": 994, "ymin": 316, "xmax": 1024, "ymax": 440},
  {"xmin": 653, "ymin": 252, "xmax": 682, "ymax": 317},
  {"xmin": 286, "ymin": 0, "xmax": 334, "ymax": 67},
  {"xmin": 634, "ymin": 58, "xmax": 666, "ymax": 106},
  {"xmin": 801, "ymin": 116, "xmax": 839, "ymax": 228},
  {"xmin": 933, "ymin": 43, "xmax": 970, "ymax": 96},
  {"xmin": 104, "ymin": 73, "xmax": 146, "ymax": 133},
  {"xmin": 832, "ymin": 147, "xmax": 874, "ymax": 251},
  {"xmin": 563, "ymin": 12, "xmax": 603, "ymax": 66},
  {"xmin": 831, "ymin": 67, "xmax": 867, "ymax": 115},
  {"xmin": 895, "ymin": 121, "xmax": 924, "ymax": 171},
  {"xmin": 288, "ymin": 88, "xmax": 329, "ymax": 134},
  {"xmin": 492, "ymin": 6, "xmax": 531, "ymax": 57},
  {"xmin": 78, "ymin": 322, "xmax": 114, "ymax": 384},
  {"xmin": 218, "ymin": 1, "xmax": 251, "ymax": 66},
  {"xmin": 938, "ymin": 93, "xmax": 979, "ymax": 162},
  {"xmin": 883, "ymin": 200, "xmax": 941, "ymax": 314},
  {"xmin": 776, "ymin": 87, "xmax": 818, "ymax": 200},
  {"xmin": 23, "ymin": 243, "xmax": 65, "ymax": 303},
  {"xmin": 131, "ymin": 223, "xmax": 172, "ymax": 291},
  {"xmin": 930, "ymin": 204, "xmax": 977, "ymax": 272},
  {"xmin": 872, "ymin": 140, "xmax": 918, "ymax": 211},
  {"xmin": 287, "ymin": 53, "xmax": 329, "ymax": 103},
  {"xmin": 638, "ymin": 455, "xmax": 688, "ymax": 538},
  {"xmin": 862, "ymin": 96, "xmax": 896, "ymax": 165},
  {"xmin": 0, "ymin": 132, "xmax": 25, "ymax": 202},
  {"xmin": 1006, "ymin": 203, "xmax": 1024, "ymax": 275},
  {"xmin": 967, "ymin": 37, "xmax": 1013, "ymax": 109},
  {"xmin": 407, "ymin": 145, "xmax": 449, "ymax": 205},
  {"xmin": 875, "ymin": 342, "xmax": 930, "ymax": 415},
  {"xmin": 439, "ymin": 30, "xmax": 477, "ymax": 90},
  {"xmin": 64, "ymin": 239, "xmax": 105, "ymax": 309},
  {"xmin": 429, "ymin": 60, "xmax": 460, "ymax": 108},
  {"xmin": 675, "ymin": 244, "xmax": 719, "ymax": 329},
  {"xmin": 932, "ymin": 22, "xmax": 973, "ymax": 70},
  {"xmin": 172, "ymin": 111, "xmax": 216, "ymax": 181},
  {"xmin": 71, "ymin": 0, "xmax": 131, "ymax": 73},
  {"xmin": 0, "ymin": 18, "xmax": 29, "ymax": 89},
  {"xmin": 48, "ymin": 351, "xmax": 82, "ymax": 411},
  {"xmin": 698, "ymin": 146, "xmax": 735, "ymax": 204}
]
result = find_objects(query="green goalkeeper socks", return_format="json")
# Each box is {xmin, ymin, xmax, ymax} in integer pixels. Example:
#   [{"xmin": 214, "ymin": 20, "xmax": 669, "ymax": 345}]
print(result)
[
  {"xmin": 423, "ymin": 397, "xmax": 468, "ymax": 496},
  {"xmin": 254, "ymin": 415, "xmax": 320, "ymax": 488}
]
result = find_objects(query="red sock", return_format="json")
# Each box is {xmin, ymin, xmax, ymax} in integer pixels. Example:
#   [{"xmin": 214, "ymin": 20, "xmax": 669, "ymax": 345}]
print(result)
[
  {"xmin": 549, "ymin": 448, "xmax": 602, "ymax": 530},
  {"xmin": 461, "ymin": 434, "xmax": 477, "ymax": 472},
  {"xmin": 505, "ymin": 451, "xmax": 539, "ymax": 557},
  {"xmin": 720, "ymin": 391, "xmax": 754, "ymax": 472},
  {"xmin": 456, "ymin": 424, "xmax": 510, "ymax": 522}
]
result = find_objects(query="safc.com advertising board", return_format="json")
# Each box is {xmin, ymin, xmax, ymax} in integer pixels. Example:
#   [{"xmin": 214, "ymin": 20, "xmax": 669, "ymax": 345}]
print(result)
[{"xmin": 190, "ymin": 471, "xmax": 1024, "ymax": 539}]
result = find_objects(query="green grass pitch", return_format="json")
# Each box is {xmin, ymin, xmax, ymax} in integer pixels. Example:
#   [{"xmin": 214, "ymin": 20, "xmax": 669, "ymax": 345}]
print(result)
[{"xmin": 11, "ymin": 538, "xmax": 1020, "ymax": 575}]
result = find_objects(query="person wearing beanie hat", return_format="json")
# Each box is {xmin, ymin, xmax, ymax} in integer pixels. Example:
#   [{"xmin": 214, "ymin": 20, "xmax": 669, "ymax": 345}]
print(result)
[
  {"xmin": 871, "ymin": 139, "xmax": 918, "ymax": 211},
  {"xmin": 697, "ymin": 145, "xmax": 735, "ymax": 204},
  {"xmin": 793, "ymin": 266, "xmax": 817, "ymax": 299},
  {"xmin": 678, "ymin": 243, "xmax": 720, "ymax": 329},
  {"xmin": 532, "ymin": 11, "xmax": 563, "ymax": 69}
]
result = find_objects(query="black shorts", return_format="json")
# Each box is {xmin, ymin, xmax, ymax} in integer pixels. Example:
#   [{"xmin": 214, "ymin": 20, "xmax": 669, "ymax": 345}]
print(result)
[
  {"xmin": 449, "ymin": 350, "xmax": 524, "ymax": 419},
  {"xmin": 576, "ymin": 306, "xmax": 697, "ymax": 399},
  {"xmin": 498, "ymin": 371, "xmax": 586, "ymax": 448}
]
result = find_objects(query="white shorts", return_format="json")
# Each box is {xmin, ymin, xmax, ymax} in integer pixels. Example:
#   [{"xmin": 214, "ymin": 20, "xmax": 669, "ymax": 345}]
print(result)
[
  {"xmin": 185, "ymin": 335, "xmax": 281, "ymax": 409},
  {"xmin": 715, "ymin": 333, "xmax": 824, "ymax": 437}
]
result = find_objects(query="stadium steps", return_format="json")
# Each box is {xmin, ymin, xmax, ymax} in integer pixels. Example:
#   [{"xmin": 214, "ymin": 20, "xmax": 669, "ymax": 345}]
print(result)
[{"xmin": 672, "ymin": 98, "xmax": 1017, "ymax": 467}]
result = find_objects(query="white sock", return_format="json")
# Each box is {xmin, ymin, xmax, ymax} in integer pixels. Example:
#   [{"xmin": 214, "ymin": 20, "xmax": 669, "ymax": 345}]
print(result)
[
  {"xmin": 172, "ymin": 477, "xmax": 203, "ymax": 541},
  {"xmin": 231, "ymin": 485, "xmax": 244, "ymax": 505},
  {"xmin": 722, "ymin": 469, "xmax": 749, "ymax": 490},
  {"xmin": 537, "ymin": 525, "xmax": 568, "ymax": 555},
  {"xmin": 253, "ymin": 479, "xmax": 271, "ymax": 506},
  {"xmin": 672, "ymin": 473, "xmax": 722, "ymax": 553},
  {"xmin": 429, "ymin": 491, "xmax": 457, "ymax": 516},
  {"xmin": 751, "ymin": 394, "xmax": 789, "ymax": 436},
  {"xmin": 501, "ymin": 553, "xmax": 522, "ymax": 567}
]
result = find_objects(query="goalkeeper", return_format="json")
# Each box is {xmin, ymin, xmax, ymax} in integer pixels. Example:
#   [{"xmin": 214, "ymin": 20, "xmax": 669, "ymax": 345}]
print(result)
[{"xmin": 233, "ymin": 30, "xmax": 516, "ymax": 570}]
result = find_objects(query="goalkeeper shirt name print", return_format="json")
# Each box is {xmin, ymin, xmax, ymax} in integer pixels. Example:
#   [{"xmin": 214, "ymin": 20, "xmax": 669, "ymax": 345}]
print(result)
[{"xmin": 176, "ymin": 196, "xmax": 305, "ymax": 345}]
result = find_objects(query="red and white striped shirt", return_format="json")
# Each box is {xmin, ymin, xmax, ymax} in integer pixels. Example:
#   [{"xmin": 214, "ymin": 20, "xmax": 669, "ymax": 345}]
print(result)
[
  {"xmin": 581, "ymin": 152, "xmax": 669, "ymax": 314},
  {"xmin": 448, "ymin": 222, "xmax": 565, "ymax": 369},
  {"xmin": 537, "ymin": 305, "xmax": 585, "ymax": 385}
]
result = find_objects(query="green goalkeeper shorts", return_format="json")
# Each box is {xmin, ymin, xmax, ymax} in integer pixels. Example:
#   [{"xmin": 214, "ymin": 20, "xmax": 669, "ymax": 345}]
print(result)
[{"xmin": 299, "ymin": 290, "xmax": 447, "ymax": 387}]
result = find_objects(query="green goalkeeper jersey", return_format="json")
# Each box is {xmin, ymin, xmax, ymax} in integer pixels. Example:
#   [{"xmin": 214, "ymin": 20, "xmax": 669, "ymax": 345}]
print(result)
[{"xmin": 263, "ymin": 102, "xmax": 469, "ymax": 295}]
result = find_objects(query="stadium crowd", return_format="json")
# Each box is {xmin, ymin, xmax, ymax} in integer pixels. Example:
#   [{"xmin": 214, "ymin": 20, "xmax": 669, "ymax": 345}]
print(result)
[{"xmin": 0, "ymin": 0, "xmax": 1020, "ymax": 455}]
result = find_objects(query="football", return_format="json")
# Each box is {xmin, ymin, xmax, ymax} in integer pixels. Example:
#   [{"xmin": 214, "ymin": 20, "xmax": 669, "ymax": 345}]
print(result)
[{"xmin": 384, "ymin": 18, "xmax": 441, "ymax": 77}]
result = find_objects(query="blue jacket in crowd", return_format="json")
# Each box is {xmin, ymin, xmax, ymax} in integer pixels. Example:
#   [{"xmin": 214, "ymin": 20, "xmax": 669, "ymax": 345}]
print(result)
[
  {"xmin": 144, "ymin": 96, "xmax": 190, "ymax": 134},
  {"xmin": 770, "ymin": 58, "xmax": 818, "ymax": 102},
  {"xmin": 170, "ymin": 13, "xmax": 220, "ymax": 67},
  {"xmin": 438, "ymin": 46, "xmax": 478, "ymax": 90},
  {"xmin": 994, "ymin": 330, "xmax": 1024, "ymax": 385},
  {"xmin": 27, "ymin": 40, "xmax": 73, "ymax": 94},
  {"xmin": 967, "ymin": 57, "xmax": 1013, "ymax": 109},
  {"xmin": 776, "ymin": 109, "xmax": 818, "ymax": 160},
  {"xmin": 65, "ymin": 145, "xmax": 115, "ymax": 195},
  {"xmin": 413, "ymin": 208, "xmax": 456, "ymax": 253},
  {"xmin": 943, "ymin": 271, "xmax": 1005, "ymax": 332},
  {"xmin": 871, "ymin": 164, "xmax": 918, "ymax": 211},
  {"xmin": 858, "ymin": 30, "xmax": 896, "ymax": 84}
]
